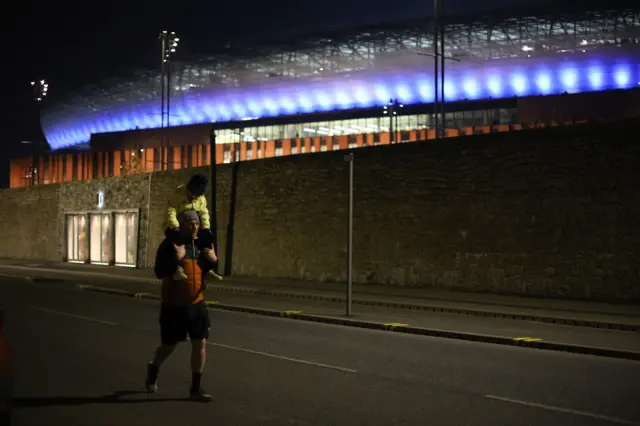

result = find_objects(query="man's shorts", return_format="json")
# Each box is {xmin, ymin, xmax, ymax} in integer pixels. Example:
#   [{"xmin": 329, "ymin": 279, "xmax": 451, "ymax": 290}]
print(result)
[{"xmin": 159, "ymin": 301, "xmax": 210, "ymax": 345}]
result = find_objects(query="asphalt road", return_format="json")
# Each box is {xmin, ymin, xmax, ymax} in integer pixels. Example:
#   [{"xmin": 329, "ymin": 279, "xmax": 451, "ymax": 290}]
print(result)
[{"xmin": 1, "ymin": 277, "xmax": 639, "ymax": 426}]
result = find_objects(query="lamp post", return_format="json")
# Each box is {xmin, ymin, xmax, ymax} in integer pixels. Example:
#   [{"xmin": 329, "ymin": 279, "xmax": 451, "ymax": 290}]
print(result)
[
  {"xmin": 344, "ymin": 152, "xmax": 354, "ymax": 316},
  {"xmin": 28, "ymin": 79, "xmax": 49, "ymax": 185},
  {"xmin": 418, "ymin": 1, "xmax": 459, "ymax": 140},
  {"xmin": 209, "ymin": 129, "xmax": 218, "ymax": 274},
  {"xmin": 159, "ymin": 30, "xmax": 179, "ymax": 170},
  {"xmin": 383, "ymin": 99, "xmax": 403, "ymax": 143}
]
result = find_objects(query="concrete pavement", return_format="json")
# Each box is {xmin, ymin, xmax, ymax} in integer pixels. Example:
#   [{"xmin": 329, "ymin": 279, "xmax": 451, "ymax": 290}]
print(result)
[{"xmin": 2, "ymin": 277, "xmax": 640, "ymax": 426}]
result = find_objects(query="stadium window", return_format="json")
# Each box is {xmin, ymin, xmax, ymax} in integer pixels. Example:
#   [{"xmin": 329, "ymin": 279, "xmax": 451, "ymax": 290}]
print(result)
[
  {"xmin": 152, "ymin": 148, "xmax": 159, "ymax": 171},
  {"xmin": 451, "ymin": 111, "xmax": 462, "ymax": 128},
  {"xmin": 348, "ymin": 134, "xmax": 357, "ymax": 149},
  {"xmin": 373, "ymin": 132, "xmax": 380, "ymax": 146},
  {"xmin": 246, "ymin": 146, "xmax": 253, "ymax": 160},
  {"xmin": 223, "ymin": 145, "xmax": 232, "ymax": 164},
  {"xmin": 61, "ymin": 155, "xmax": 68, "ymax": 181},
  {"xmin": 92, "ymin": 153, "xmax": 99, "ymax": 179},
  {"xmin": 167, "ymin": 148, "xmax": 174, "ymax": 170},
  {"xmin": 331, "ymin": 136, "xmax": 339, "ymax": 150},
  {"xmin": 187, "ymin": 146, "xmax": 193, "ymax": 168},
  {"xmin": 474, "ymin": 110, "xmax": 485, "ymax": 126},
  {"xmin": 71, "ymin": 154, "xmax": 78, "ymax": 181},
  {"xmin": 106, "ymin": 152, "xmax": 112, "ymax": 177},
  {"xmin": 398, "ymin": 116, "xmax": 409, "ymax": 131},
  {"xmin": 179, "ymin": 146, "xmax": 185, "ymax": 169},
  {"xmin": 400, "ymin": 131, "xmax": 411, "ymax": 142},
  {"xmin": 275, "ymin": 141, "xmax": 283, "ymax": 157},
  {"xmin": 320, "ymin": 138, "xmax": 328, "ymax": 152}
]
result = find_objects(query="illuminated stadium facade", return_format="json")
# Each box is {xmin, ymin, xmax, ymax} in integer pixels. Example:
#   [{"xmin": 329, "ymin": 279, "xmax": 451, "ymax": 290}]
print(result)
[{"xmin": 41, "ymin": 6, "xmax": 640, "ymax": 150}]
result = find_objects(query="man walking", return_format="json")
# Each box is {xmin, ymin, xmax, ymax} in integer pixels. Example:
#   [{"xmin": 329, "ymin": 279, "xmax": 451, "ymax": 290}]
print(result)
[
  {"xmin": 164, "ymin": 173, "xmax": 223, "ymax": 281},
  {"xmin": 146, "ymin": 210, "xmax": 216, "ymax": 402}
]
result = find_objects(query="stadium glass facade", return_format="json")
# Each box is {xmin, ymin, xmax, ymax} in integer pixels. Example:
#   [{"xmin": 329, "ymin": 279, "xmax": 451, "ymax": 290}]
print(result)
[
  {"xmin": 11, "ymin": 104, "xmax": 542, "ymax": 188},
  {"xmin": 38, "ymin": 7, "xmax": 640, "ymax": 150},
  {"xmin": 7, "ymin": 6, "xmax": 640, "ymax": 188}
]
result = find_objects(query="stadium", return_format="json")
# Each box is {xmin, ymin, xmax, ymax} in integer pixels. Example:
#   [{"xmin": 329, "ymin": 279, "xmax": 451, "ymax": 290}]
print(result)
[{"xmin": 10, "ymin": 4, "xmax": 640, "ymax": 188}]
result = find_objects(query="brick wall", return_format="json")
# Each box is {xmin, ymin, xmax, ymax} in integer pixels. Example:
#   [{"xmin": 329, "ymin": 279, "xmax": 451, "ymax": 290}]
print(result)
[{"xmin": 0, "ymin": 119, "xmax": 638, "ymax": 301}]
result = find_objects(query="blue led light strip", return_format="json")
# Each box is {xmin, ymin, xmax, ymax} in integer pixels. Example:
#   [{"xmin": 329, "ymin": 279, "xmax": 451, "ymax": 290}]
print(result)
[{"xmin": 42, "ymin": 50, "xmax": 639, "ymax": 149}]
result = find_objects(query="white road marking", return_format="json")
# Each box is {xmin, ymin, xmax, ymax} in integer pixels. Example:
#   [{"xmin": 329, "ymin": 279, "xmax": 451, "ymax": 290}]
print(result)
[
  {"xmin": 485, "ymin": 395, "xmax": 640, "ymax": 426},
  {"xmin": 29, "ymin": 305, "xmax": 356, "ymax": 374},
  {"xmin": 0, "ymin": 273, "xmax": 32, "ymax": 281},
  {"xmin": 32, "ymin": 307, "xmax": 117, "ymax": 326},
  {"xmin": 210, "ymin": 342, "xmax": 357, "ymax": 374}
]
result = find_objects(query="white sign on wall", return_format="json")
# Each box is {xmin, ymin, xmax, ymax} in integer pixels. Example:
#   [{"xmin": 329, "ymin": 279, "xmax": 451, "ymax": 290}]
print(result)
[{"xmin": 97, "ymin": 190, "xmax": 105, "ymax": 209}]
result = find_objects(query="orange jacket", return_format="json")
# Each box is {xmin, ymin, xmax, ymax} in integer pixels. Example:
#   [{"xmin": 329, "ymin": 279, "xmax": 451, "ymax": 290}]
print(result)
[{"xmin": 160, "ymin": 238, "xmax": 205, "ymax": 307}]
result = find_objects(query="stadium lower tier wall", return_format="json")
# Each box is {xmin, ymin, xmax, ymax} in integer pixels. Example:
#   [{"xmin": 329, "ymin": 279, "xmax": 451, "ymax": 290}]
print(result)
[{"xmin": 1, "ymin": 119, "xmax": 638, "ymax": 302}]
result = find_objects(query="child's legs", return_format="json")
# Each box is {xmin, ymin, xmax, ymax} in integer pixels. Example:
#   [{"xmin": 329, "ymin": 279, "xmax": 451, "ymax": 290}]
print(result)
[{"xmin": 196, "ymin": 229, "xmax": 217, "ymax": 272}]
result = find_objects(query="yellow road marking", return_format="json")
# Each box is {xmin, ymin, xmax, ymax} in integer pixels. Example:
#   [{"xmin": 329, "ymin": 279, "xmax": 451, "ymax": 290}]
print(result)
[
  {"xmin": 133, "ymin": 292, "xmax": 152, "ymax": 298},
  {"xmin": 280, "ymin": 310, "xmax": 303, "ymax": 317},
  {"xmin": 384, "ymin": 323, "xmax": 408, "ymax": 330},
  {"xmin": 514, "ymin": 337, "xmax": 542, "ymax": 342},
  {"xmin": 205, "ymin": 301, "xmax": 219, "ymax": 306}
]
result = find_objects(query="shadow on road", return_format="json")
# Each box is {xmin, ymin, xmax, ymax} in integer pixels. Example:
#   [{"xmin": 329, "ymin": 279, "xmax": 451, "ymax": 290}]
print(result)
[{"xmin": 13, "ymin": 390, "xmax": 189, "ymax": 407}]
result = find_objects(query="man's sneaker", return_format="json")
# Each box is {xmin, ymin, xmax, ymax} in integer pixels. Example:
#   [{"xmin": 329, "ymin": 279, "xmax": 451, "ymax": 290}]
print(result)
[
  {"xmin": 207, "ymin": 270, "xmax": 224, "ymax": 280},
  {"xmin": 145, "ymin": 363, "xmax": 158, "ymax": 393},
  {"xmin": 173, "ymin": 266, "xmax": 188, "ymax": 280},
  {"xmin": 190, "ymin": 388, "xmax": 212, "ymax": 402}
]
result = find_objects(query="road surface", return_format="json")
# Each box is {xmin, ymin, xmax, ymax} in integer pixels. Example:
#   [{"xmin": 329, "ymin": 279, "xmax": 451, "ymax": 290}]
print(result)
[{"xmin": 1, "ymin": 277, "xmax": 639, "ymax": 426}]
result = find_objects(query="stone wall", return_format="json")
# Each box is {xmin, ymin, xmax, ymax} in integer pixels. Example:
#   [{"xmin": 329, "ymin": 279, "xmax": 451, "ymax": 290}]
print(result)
[
  {"xmin": 0, "ymin": 184, "xmax": 61, "ymax": 260},
  {"xmin": 0, "ymin": 119, "xmax": 638, "ymax": 301}
]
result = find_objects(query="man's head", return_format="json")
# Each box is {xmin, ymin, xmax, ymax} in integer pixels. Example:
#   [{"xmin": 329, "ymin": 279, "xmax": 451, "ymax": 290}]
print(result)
[
  {"xmin": 178, "ymin": 210, "xmax": 200, "ymax": 238},
  {"xmin": 186, "ymin": 174, "xmax": 208, "ymax": 201}
]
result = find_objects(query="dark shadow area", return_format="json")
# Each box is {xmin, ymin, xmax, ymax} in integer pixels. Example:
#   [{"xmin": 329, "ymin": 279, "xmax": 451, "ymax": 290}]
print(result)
[
  {"xmin": 224, "ymin": 161, "xmax": 240, "ymax": 276},
  {"xmin": 13, "ymin": 390, "xmax": 189, "ymax": 408}
]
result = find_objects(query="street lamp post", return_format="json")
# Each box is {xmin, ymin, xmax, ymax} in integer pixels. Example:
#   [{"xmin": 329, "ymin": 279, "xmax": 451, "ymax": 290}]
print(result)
[
  {"xmin": 159, "ymin": 30, "xmax": 179, "ymax": 170},
  {"xmin": 439, "ymin": 0, "xmax": 445, "ymax": 138},
  {"xmin": 344, "ymin": 152, "xmax": 355, "ymax": 316},
  {"xmin": 418, "ymin": 1, "xmax": 459, "ymax": 140},
  {"xmin": 383, "ymin": 99, "xmax": 403, "ymax": 143},
  {"xmin": 28, "ymin": 79, "xmax": 49, "ymax": 185},
  {"xmin": 434, "ymin": 0, "xmax": 440, "ymax": 138},
  {"xmin": 209, "ymin": 129, "xmax": 219, "ymax": 274}
]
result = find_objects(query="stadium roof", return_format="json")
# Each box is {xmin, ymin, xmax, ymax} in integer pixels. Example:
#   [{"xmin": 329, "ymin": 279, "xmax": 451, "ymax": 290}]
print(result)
[{"xmin": 41, "ymin": 5, "xmax": 640, "ymax": 149}]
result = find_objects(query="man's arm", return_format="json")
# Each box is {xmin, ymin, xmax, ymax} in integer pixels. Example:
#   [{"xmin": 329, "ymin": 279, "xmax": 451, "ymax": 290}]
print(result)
[
  {"xmin": 154, "ymin": 239, "xmax": 187, "ymax": 279},
  {"xmin": 174, "ymin": 244, "xmax": 186, "ymax": 261},
  {"xmin": 154, "ymin": 239, "xmax": 177, "ymax": 279}
]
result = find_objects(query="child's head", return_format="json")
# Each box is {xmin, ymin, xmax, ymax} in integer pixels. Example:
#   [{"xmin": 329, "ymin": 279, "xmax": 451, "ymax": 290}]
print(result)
[{"xmin": 186, "ymin": 174, "xmax": 208, "ymax": 200}]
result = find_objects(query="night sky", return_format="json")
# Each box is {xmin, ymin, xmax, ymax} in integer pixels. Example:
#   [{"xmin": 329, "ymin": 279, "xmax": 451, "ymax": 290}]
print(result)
[{"xmin": 0, "ymin": 0, "xmax": 617, "ymax": 188}]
